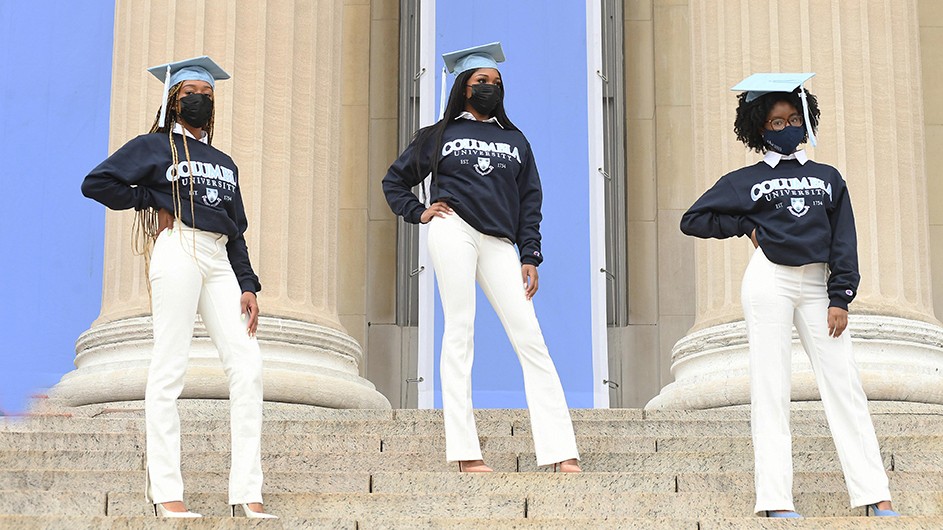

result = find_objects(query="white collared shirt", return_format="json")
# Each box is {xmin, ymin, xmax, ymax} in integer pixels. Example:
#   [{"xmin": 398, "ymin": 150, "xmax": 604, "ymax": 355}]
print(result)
[
  {"xmin": 455, "ymin": 111, "xmax": 504, "ymax": 129},
  {"xmin": 763, "ymin": 149, "xmax": 808, "ymax": 168},
  {"xmin": 172, "ymin": 122, "xmax": 209, "ymax": 144}
]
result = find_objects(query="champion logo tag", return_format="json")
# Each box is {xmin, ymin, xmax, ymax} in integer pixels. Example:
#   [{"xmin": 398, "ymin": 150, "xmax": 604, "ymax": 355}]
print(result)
[
  {"xmin": 533, "ymin": 251, "xmax": 540, "ymax": 256},
  {"xmin": 845, "ymin": 289, "xmax": 854, "ymax": 296}
]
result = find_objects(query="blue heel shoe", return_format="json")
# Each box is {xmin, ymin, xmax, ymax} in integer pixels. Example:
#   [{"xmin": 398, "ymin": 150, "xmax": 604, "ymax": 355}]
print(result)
[
  {"xmin": 866, "ymin": 504, "xmax": 900, "ymax": 517},
  {"xmin": 765, "ymin": 510, "xmax": 802, "ymax": 518}
]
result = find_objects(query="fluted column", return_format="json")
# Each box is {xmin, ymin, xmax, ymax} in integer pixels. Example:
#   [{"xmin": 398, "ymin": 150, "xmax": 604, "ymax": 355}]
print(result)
[
  {"xmin": 648, "ymin": 0, "xmax": 943, "ymax": 409},
  {"xmin": 53, "ymin": 0, "xmax": 390, "ymax": 409}
]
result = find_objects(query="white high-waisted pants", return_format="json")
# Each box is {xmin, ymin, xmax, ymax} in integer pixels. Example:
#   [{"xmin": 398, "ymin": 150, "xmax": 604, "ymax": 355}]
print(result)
[
  {"xmin": 146, "ymin": 225, "xmax": 264, "ymax": 505},
  {"xmin": 427, "ymin": 212, "xmax": 579, "ymax": 466},
  {"xmin": 742, "ymin": 248, "xmax": 890, "ymax": 512}
]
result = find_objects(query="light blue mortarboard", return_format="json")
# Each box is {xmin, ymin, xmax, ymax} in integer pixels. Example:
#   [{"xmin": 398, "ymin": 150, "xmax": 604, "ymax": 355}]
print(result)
[
  {"xmin": 731, "ymin": 72, "xmax": 817, "ymax": 147},
  {"xmin": 442, "ymin": 42, "xmax": 505, "ymax": 75},
  {"xmin": 146, "ymin": 56, "xmax": 231, "ymax": 128}
]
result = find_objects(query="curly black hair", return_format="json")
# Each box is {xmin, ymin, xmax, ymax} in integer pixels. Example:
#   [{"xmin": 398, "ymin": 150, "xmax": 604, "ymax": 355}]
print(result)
[{"xmin": 733, "ymin": 88, "xmax": 820, "ymax": 153}]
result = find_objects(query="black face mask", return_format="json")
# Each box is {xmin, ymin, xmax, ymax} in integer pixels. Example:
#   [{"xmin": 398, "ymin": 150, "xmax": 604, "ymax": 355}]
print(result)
[
  {"xmin": 178, "ymin": 93, "xmax": 214, "ymax": 129},
  {"xmin": 467, "ymin": 83, "xmax": 503, "ymax": 116}
]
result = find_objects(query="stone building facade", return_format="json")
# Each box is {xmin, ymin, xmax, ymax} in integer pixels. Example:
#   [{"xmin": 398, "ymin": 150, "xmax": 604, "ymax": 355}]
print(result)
[{"xmin": 53, "ymin": 0, "xmax": 943, "ymax": 410}]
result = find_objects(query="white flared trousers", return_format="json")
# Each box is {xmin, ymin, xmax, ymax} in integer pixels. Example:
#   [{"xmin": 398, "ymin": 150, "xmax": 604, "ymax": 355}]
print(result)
[
  {"xmin": 427, "ymin": 213, "xmax": 579, "ymax": 465},
  {"xmin": 742, "ymin": 248, "xmax": 890, "ymax": 512},
  {"xmin": 145, "ymin": 226, "xmax": 264, "ymax": 505}
]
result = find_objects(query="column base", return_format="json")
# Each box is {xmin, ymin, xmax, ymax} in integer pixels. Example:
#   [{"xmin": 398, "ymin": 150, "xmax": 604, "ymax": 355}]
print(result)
[
  {"xmin": 51, "ymin": 315, "xmax": 391, "ymax": 409},
  {"xmin": 646, "ymin": 315, "xmax": 943, "ymax": 410}
]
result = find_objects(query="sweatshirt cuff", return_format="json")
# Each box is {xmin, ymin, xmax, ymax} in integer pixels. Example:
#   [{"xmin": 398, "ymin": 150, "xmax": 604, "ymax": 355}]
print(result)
[
  {"xmin": 133, "ymin": 186, "xmax": 151, "ymax": 211},
  {"xmin": 406, "ymin": 202, "xmax": 426, "ymax": 224},
  {"xmin": 240, "ymin": 279, "xmax": 261, "ymax": 294},
  {"xmin": 520, "ymin": 248, "xmax": 543, "ymax": 266},
  {"xmin": 828, "ymin": 285, "xmax": 855, "ymax": 311},
  {"xmin": 739, "ymin": 217, "xmax": 757, "ymax": 238},
  {"xmin": 828, "ymin": 297, "xmax": 849, "ymax": 311}
]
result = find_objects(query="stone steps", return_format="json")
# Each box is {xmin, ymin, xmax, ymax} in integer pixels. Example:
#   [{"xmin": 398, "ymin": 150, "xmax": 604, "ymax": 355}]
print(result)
[
  {"xmin": 5, "ymin": 490, "xmax": 942, "ymax": 518},
  {"xmin": 12, "ymin": 403, "xmax": 942, "ymax": 427},
  {"xmin": 372, "ymin": 517, "xmax": 943, "ymax": 530},
  {"xmin": 2, "ymin": 404, "xmax": 941, "ymax": 528},
  {"xmin": 696, "ymin": 519, "xmax": 943, "ymax": 530},
  {"xmin": 26, "ymin": 398, "xmax": 943, "ymax": 418},
  {"xmin": 369, "ymin": 471, "xmax": 943, "ymax": 495},
  {"xmin": 0, "ymin": 470, "xmax": 370, "ymax": 493},
  {"xmin": 0, "ymin": 432, "xmax": 383, "ymax": 452},
  {"xmin": 5, "ymin": 515, "xmax": 942, "ymax": 530},
  {"xmin": 7, "ymin": 430, "xmax": 943, "ymax": 453},
  {"xmin": 4, "ymin": 470, "xmax": 943, "ymax": 495},
  {"xmin": 3, "ymin": 421, "xmax": 942, "ymax": 440},
  {"xmin": 382, "ymin": 434, "xmax": 943, "ymax": 454},
  {"xmin": 5, "ymin": 516, "xmax": 943, "ymax": 530},
  {"xmin": 0, "ymin": 516, "xmax": 362, "ymax": 529},
  {"xmin": 6, "ymin": 448, "xmax": 932, "ymax": 473}
]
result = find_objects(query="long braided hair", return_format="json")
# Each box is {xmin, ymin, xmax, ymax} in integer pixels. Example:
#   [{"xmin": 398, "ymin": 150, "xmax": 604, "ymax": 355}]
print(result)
[{"xmin": 132, "ymin": 81, "xmax": 216, "ymax": 282}]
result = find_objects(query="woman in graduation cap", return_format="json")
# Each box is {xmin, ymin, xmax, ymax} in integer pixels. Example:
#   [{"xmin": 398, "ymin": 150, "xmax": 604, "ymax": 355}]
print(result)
[
  {"xmin": 680, "ymin": 73, "xmax": 897, "ymax": 518},
  {"xmin": 382, "ymin": 42, "xmax": 580, "ymax": 473},
  {"xmin": 82, "ymin": 56, "xmax": 275, "ymax": 519}
]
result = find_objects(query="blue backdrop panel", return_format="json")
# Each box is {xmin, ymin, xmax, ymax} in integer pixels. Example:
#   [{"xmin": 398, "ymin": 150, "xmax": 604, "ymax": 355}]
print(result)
[
  {"xmin": 433, "ymin": 1, "xmax": 593, "ymax": 408},
  {"xmin": 0, "ymin": 1, "xmax": 114, "ymax": 413}
]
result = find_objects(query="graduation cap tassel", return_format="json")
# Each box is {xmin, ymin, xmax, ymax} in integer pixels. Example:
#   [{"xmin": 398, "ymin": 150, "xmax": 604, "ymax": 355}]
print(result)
[
  {"xmin": 799, "ymin": 88, "xmax": 817, "ymax": 148},
  {"xmin": 421, "ymin": 66, "xmax": 449, "ymax": 207},
  {"xmin": 438, "ymin": 66, "xmax": 447, "ymax": 120},
  {"xmin": 158, "ymin": 65, "xmax": 171, "ymax": 129}
]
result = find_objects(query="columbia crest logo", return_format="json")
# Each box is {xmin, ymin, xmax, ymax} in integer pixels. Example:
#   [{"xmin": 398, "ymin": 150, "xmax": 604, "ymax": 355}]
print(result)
[
  {"xmin": 202, "ymin": 187, "xmax": 222, "ymax": 207},
  {"xmin": 787, "ymin": 197, "xmax": 809, "ymax": 218},
  {"xmin": 474, "ymin": 157, "xmax": 494, "ymax": 176}
]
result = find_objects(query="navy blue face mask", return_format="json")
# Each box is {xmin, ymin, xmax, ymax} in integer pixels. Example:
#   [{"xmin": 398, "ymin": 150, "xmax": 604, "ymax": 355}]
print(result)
[{"xmin": 762, "ymin": 125, "xmax": 805, "ymax": 154}]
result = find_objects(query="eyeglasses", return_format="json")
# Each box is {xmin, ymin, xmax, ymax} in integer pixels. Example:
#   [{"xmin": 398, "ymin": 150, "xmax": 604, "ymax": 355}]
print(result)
[{"xmin": 766, "ymin": 115, "xmax": 803, "ymax": 131}]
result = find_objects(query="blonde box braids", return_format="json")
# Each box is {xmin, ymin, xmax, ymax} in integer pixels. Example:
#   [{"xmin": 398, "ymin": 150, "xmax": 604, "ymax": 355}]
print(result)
[{"xmin": 133, "ymin": 82, "xmax": 215, "ymax": 292}]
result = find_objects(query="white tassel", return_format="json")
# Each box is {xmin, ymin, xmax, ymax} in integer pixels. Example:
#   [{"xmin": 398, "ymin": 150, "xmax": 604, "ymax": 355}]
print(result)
[
  {"xmin": 439, "ymin": 66, "xmax": 447, "ymax": 120},
  {"xmin": 799, "ymin": 88, "xmax": 816, "ymax": 147},
  {"xmin": 158, "ymin": 65, "xmax": 171, "ymax": 128},
  {"xmin": 422, "ymin": 67, "xmax": 450, "ymax": 207}
]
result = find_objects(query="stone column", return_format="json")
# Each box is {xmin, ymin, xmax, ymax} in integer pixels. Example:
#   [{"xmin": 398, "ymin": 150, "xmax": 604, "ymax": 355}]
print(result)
[
  {"xmin": 648, "ymin": 0, "xmax": 943, "ymax": 409},
  {"xmin": 52, "ymin": 0, "xmax": 391, "ymax": 409}
]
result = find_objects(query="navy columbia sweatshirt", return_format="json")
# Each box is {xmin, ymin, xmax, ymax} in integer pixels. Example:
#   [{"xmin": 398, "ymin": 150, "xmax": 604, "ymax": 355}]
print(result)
[
  {"xmin": 81, "ymin": 133, "xmax": 261, "ymax": 293},
  {"xmin": 382, "ymin": 118, "xmax": 544, "ymax": 266},
  {"xmin": 680, "ymin": 158, "xmax": 859, "ymax": 310}
]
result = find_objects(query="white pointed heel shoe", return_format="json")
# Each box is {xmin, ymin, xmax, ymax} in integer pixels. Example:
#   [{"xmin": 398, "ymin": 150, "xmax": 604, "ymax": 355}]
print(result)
[
  {"xmin": 154, "ymin": 503, "xmax": 202, "ymax": 518},
  {"xmin": 232, "ymin": 503, "xmax": 278, "ymax": 519},
  {"xmin": 146, "ymin": 465, "xmax": 201, "ymax": 518}
]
